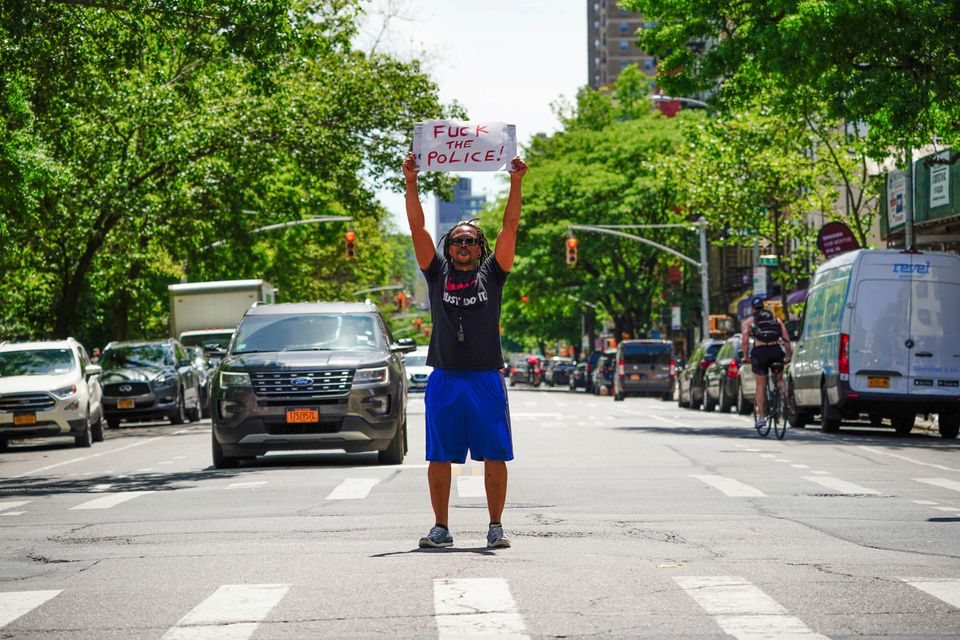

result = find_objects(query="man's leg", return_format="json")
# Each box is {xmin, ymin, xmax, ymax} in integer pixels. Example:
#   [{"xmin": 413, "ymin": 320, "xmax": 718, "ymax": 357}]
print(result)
[
  {"xmin": 484, "ymin": 460, "xmax": 507, "ymax": 523},
  {"xmin": 754, "ymin": 373, "xmax": 767, "ymax": 419},
  {"xmin": 428, "ymin": 462, "xmax": 452, "ymax": 527}
]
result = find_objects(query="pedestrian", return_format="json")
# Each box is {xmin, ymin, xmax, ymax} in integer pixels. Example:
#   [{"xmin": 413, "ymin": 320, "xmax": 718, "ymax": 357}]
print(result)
[
  {"xmin": 402, "ymin": 151, "xmax": 527, "ymax": 549},
  {"xmin": 91, "ymin": 347, "xmax": 101, "ymax": 363}
]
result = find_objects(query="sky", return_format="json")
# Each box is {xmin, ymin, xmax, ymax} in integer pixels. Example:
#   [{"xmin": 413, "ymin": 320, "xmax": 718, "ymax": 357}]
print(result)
[{"xmin": 357, "ymin": 0, "xmax": 588, "ymax": 237}]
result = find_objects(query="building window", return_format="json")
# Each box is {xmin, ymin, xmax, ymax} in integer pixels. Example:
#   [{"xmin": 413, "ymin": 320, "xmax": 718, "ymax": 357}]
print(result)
[
  {"xmin": 643, "ymin": 58, "xmax": 655, "ymax": 70},
  {"xmin": 620, "ymin": 61, "xmax": 628, "ymax": 70},
  {"xmin": 619, "ymin": 20, "xmax": 629, "ymax": 34},
  {"xmin": 619, "ymin": 41, "xmax": 629, "ymax": 52}
]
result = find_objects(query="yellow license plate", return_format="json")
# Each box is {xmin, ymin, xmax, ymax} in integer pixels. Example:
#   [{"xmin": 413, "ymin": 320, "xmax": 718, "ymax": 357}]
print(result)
[
  {"xmin": 867, "ymin": 376, "xmax": 890, "ymax": 389},
  {"xmin": 117, "ymin": 399, "xmax": 135, "ymax": 409},
  {"xmin": 14, "ymin": 414, "xmax": 36, "ymax": 426},
  {"xmin": 630, "ymin": 374, "xmax": 641, "ymax": 381},
  {"xmin": 287, "ymin": 408, "xmax": 318, "ymax": 424}
]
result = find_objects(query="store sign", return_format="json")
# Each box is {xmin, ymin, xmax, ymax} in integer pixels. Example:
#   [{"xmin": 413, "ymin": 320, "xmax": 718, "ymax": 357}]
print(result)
[
  {"xmin": 671, "ymin": 306, "xmax": 681, "ymax": 330},
  {"xmin": 930, "ymin": 151, "xmax": 950, "ymax": 209},
  {"xmin": 886, "ymin": 170, "xmax": 909, "ymax": 229},
  {"xmin": 817, "ymin": 221, "xmax": 860, "ymax": 258}
]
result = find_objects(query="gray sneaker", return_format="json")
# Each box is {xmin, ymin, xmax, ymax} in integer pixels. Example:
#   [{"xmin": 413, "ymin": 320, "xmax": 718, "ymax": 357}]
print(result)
[
  {"xmin": 419, "ymin": 525, "xmax": 453, "ymax": 548},
  {"xmin": 486, "ymin": 523, "xmax": 511, "ymax": 549}
]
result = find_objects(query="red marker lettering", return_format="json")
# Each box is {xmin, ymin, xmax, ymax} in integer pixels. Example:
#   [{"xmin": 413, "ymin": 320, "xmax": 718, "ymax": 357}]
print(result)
[
  {"xmin": 433, "ymin": 125, "xmax": 446, "ymax": 138},
  {"xmin": 484, "ymin": 150, "xmax": 495, "ymax": 162},
  {"xmin": 475, "ymin": 125, "xmax": 488, "ymax": 136},
  {"xmin": 427, "ymin": 151, "xmax": 439, "ymax": 166}
]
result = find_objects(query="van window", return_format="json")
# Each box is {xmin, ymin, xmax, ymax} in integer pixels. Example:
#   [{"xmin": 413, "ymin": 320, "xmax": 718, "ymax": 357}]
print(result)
[
  {"xmin": 851, "ymin": 280, "xmax": 911, "ymax": 360},
  {"xmin": 807, "ymin": 276, "xmax": 850, "ymax": 338},
  {"xmin": 621, "ymin": 343, "xmax": 672, "ymax": 364},
  {"xmin": 911, "ymin": 280, "xmax": 960, "ymax": 341}
]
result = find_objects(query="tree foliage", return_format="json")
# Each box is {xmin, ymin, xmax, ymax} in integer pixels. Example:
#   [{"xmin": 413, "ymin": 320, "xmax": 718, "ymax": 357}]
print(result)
[{"xmin": 0, "ymin": 0, "xmax": 452, "ymax": 344}]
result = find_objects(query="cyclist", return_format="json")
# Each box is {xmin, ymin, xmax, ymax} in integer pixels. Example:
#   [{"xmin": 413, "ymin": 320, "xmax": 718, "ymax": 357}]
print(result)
[{"xmin": 741, "ymin": 296, "xmax": 792, "ymax": 430}]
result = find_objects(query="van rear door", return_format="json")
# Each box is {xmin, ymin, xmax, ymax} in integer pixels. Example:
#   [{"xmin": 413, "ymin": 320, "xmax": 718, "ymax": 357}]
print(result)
[
  {"xmin": 908, "ymin": 255, "xmax": 960, "ymax": 396},
  {"xmin": 622, "ymin": 343, "xmax": 672, "ymax": 387},
  {"xmin": 848, "ymin": 254, "xmax": 912, "ymax": 395}
]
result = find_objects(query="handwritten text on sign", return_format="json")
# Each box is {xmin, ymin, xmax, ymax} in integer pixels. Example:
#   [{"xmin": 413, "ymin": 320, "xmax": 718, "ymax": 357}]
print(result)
[{"xmin": 413, "ymin": 120, "xmax": 517, "ymax": 172}]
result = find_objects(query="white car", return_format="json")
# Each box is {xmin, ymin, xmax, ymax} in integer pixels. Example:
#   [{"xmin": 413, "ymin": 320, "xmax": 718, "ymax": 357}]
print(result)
[
  {"xmin": 0, "ymin": 339, "xmax": 104, "ymax": 449},
  {"xmin": 404, "ymin": 347, "xmax": 432, "ymax": 392}
]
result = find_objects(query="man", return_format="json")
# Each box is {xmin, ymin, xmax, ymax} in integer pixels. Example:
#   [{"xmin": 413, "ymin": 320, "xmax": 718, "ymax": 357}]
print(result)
[
  {"xmin": 741, "ymin": 296, "xmax": 792, "ymax": 429},
  {"xmin": 402, "ymin": 151, "xmax": 527, "ymax": 550}
]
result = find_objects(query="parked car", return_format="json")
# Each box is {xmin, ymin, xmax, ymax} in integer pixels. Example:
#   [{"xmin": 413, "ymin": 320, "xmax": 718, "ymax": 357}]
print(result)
[
  {"xmin": 613, "ymin": 340, "xmax": 675, "ymax": 401},
  {"xmin": 508, "ymin": 355, "xmax": 543, "ymax": 387},
  {"xmin": 544, "ymin": 357, "xmax": 575, "ymax": 387},
  {"xmin": 0, "ymin": 339, "xmax": 104, "ymax": 448},
  {"xmin": 677, "ymin": 339, "xmax": 724, "ymax": 409},
  {"xmin": 568, "ymin": 361, "xmax": 588, "ymax": 391},
  {"xmin": 99, "ymin": 339, "xmax": 202, "ymax": 428},
  {"xmin": 187, "ymin": 346, "xmax": 213, "ymax": 418},
  {"xmin": 210, "ymin": 302, "xmax": 416, "ymax": 468},
  {"xmin": 583, "ymin": 350, "xmax": 604, "ymax": 394},
  {"xmin": 786, "ymin": 249, "xmax": 960, "ymax": 438},
  {"xmin": 179, "ymin": 328, "xmax": 234, "ymax": 371},
  {"xmin": 703, "ymin": 335, "xmax": 749, "ymax": 413},
  {"xmin": 404, "ymin": 346, "xmax": 431, "ymax": 392},
  {"xmin": 591, "ymin": 350, "xmax": 617, "ymax": 395}
]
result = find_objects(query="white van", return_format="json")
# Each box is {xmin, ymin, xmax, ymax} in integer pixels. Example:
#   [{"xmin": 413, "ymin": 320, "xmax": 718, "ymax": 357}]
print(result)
[{"xmin": 787, "ymin": 249, "xmax": 960, "ymax": 438}]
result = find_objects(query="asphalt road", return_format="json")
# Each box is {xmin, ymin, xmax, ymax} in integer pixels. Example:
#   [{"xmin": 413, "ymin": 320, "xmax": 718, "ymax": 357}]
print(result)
[{"xmin": 1, "ymin": 386, "xmax": 959, "ymax": 639}]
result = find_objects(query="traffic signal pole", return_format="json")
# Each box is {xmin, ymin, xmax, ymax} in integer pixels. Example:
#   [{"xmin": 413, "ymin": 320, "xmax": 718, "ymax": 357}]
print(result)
[{"xmin": 569, "ymin": 217, "xmax": 711, "ymax": 340}]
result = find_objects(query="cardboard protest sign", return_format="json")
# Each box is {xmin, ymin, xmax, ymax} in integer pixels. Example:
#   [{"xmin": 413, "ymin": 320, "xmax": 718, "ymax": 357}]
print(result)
[{"xmin": 413, "ymin": 120, "xmax": 517, "ymax": 172}]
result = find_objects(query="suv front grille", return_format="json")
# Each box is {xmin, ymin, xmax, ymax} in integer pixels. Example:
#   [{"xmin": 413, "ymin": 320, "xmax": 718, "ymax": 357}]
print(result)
[
  {"xmin": 251, "ymin": 370, "xmax": 353, "ymax": 398},
  {"xmin": 104, "ymin": 382, "xmax": 150, "ymax": 396},
  {"xmin": 0, "ymin": 392, "xmax": 56, "ymax": 412},
  {"xmin": 266, "ymin": 418, "xmax": 344, "ymax": 435}
]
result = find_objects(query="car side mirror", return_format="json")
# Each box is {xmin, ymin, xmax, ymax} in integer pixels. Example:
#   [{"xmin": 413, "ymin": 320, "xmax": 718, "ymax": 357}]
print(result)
[
  {"xmin": 392, "ymin": 338, "xmax": 417, "ymax": 353},
  {"xmin": 84, "ymin": 364, "xmax": 102, "ymax": 378},
  {"xmin": 178, "ymin": 358, "xmax": 192, "ymax": 367},
  {"xmin": 785, "ymin": 319, "xmax": 800, "ymax": 342}
]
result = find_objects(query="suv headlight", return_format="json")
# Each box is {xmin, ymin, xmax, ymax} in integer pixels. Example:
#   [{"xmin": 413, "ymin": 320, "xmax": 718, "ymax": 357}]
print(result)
[
  {"xmin": 354, "ymin": 366, "xmax": 388, "ymax": 385},
  {"xmin": 51, "ymin": 384, "xmax": 78, "ymax": 398},
  {"xmin": 153, "ymin": 373, "xmax": 178, "ymax": 385},
  {"xmin": 220, "ymin": 371, "xmax": 252, "ymax": 388}
]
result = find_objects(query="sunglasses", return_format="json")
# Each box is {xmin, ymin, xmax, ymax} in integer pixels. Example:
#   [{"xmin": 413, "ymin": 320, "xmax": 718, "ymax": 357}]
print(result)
[{"xmin": 450, "ymin": 236, "xmax": 478, "ymax": 246}]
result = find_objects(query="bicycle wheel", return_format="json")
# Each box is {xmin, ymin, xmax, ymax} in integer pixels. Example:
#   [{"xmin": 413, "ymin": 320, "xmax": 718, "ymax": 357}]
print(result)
[
  {"xmin": 754, "ymin": 381, "xmax": 771, "ymax": 438},
  {"xmin": 772, "ymin": 386, "xmax": 787, "ymax": 439}
]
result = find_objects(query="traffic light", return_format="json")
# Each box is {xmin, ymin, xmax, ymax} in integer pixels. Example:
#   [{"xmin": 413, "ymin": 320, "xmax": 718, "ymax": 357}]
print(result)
[
  {"xmin": 565, "ymin": 237, "xmax": 578, "ymax": 265},
  {"xmin": 344, "ymin": 230, "xmax": 356, "ymax": 259}
]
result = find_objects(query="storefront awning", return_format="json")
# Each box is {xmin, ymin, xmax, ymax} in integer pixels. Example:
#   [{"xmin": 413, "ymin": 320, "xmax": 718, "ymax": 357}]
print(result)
[{"xmin": 787, "ymin": 288, "xmax": 807, "ymax": 305}]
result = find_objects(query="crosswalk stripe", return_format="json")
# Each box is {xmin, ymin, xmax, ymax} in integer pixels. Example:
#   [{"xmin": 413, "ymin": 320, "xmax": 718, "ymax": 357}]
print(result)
[
  {"xmin": 227, "ymin": 482, "xmax": 267, "ymax": 490},
  {"xmin": 325, "ymin": 478, "xmax": 379, "ymax": 500},
  {"xmin": 457, "ymin": 476, "xmax": 485, "ymax": 498},
  {"xmin": 0, "ymin": 501, "xmax": 31, "ymax": 513},
  {"xmin": 691, "ymin": 474, "xmax": 765, "ymax": 497},
  {"xmin": 0, "ymin": 590, "xmax": 61, "ymax": 628},
  {"xmin": 434, "ymin": 578, "xmax": 529, "ymax": 639},
  {"xmin": 803, "ymin": 476, "xmax": 882, "ymax": 495},
  {"xmin": 162, "ymin": 584, "xmax": 289, "ymax": 640},
  {"xmin": 901, "ymin": 578, "xmax": 960, "ymax": 608},
  {"xmin": 914, "ymin": 478, "xmax": 960, "ymax": 493},
  {"xmin": 675, "ymin": 576, "xmax": 828, "ymax": 639},
  {"xmin": 70, "ymin": 491, "xmax": 155, "ymax": 510}
]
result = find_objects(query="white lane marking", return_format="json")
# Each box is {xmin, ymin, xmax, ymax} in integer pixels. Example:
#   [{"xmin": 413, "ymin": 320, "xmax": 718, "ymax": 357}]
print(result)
[
  {"xmin": 803, "ymin": 476, "xmax": 882, "ymax": 495},
  {"xmin": 901, "ymin": 578, "xmax": 960, "ymax": 609},
  {"xmin": 0, "ymin": 501, "xmax": 30, "ymax": 513},
  {"xmin": 861, "ymin": 447, "xmax": 960, "ymax": 473},
  {"xmin": 0, "ymin": 512, "xmax": 25, "ymax": 517},
  {"xmin": 91, "ymin": 484, "xmax": 113, "ymax": 492},
  {"xmin": 227, "ymin": 482, "xmax": 267, "ymax": 490},
  {"xmin": 0, "ymin": 590, "xmax": 61, "ymax": 628},
  {"xmin": 759, "ymin": 454, "xmax": 777, "ymax": 458},
  {"xmin": 675, "ymin": 576, "xmax": 828, "ymax": 639},
  {"xmin": 810, "ymin": 470, "xmax": 832, "ymax": 475},
  {"xmin": 136, "ymin": 468, "xmax": 154, "ymax": 473},
  {"xmin": 742, "ymin": 449, "xmax": 761, "ymax": 453},
  {"xmin": 12, "ymin": 437, "xmax": 165, "ymax": 478},
  {"xmin": 162, "ymin": 584, "xmax": 289, "ymax": 640},
  {"xmin": 933, "ymin": 506, "xmax": 960, "ymax": 512},
  {"xmin": 914, "ymin": 477, "xmax": 960, "ymax": 493},
  {"xmin": 791, "ymin": 464, "xmax": 810, "ymax": 469},
  {"xmin": 691, "ymin": 475, "xmax": 765, "ymax": 497},
  {"xmin": 159, "ymin": 461, "xmax": 174, "ymax": 465},
  {"xmin": 434, "ymin": 578, "xmax": 529, "ymax": 640},
  {"xmin": 70, "ymin": 491, "xmax": 155, "ymax": 510},
  {"xmin": 325, "ymin": 478, "xmax": 379, "ymax": 500},
  {"xmin": 774, "ymin": 459, "xmax": 791, "ymax": 463},
  {"xmin": 457, "ymin": 476, "xmax": 486, "ymax": 498},
  {"xmin": 912, "ymin": 500, "xmax": 939, "ymax": 505}
]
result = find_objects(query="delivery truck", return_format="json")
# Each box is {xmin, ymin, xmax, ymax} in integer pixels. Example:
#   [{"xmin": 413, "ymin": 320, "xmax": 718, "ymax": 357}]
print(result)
[{"xmin": 168, "ymin": 280, "xmax": 276, "ymax": 353}]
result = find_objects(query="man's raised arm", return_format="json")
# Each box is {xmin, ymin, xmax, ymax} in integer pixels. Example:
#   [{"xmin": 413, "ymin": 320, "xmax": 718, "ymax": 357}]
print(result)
[
  {"xmin": 403, "ymin": 153, "xmax": 436, "ymax": 270},
  {"xmin": 495, "ymin": 156, "xmax": 528, "ymax": 273}
]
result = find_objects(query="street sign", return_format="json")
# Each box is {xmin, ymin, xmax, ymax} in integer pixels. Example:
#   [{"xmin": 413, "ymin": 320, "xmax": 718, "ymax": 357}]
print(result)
[
  {"xmin": 758, "ymin": 254, "xmax": 778, "ymax": 267},
  {"xmin": 671, "ymin": 306, "xmax": 681, "ymax": 330}
]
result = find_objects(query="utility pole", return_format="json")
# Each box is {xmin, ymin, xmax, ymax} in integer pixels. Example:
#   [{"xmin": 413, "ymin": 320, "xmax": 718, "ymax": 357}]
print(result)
[
  {"xmin": 696, "ymin": 217, "xmax": 710, "ymax": 340},
  {"xmin": 903, "ymin": 146, "xmax": 915, "ymax": 251}
]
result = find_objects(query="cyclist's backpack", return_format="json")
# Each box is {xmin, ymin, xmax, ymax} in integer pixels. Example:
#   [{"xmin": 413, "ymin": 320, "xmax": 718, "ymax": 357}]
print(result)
[{"xmin": 751, "ymin": 309, "xmax": 781, "ymax": 342}]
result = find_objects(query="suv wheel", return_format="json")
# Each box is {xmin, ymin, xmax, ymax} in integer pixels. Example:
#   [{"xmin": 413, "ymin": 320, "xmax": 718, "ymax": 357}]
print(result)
[
  {"xmin": 169, "ymin": 393, "xmax": 186, "ymax": 425},
  {"xmin": 892, "ymin": 413, "xmax": 915, "ymax": 436},
  {"xmin": 378, "ymin": 420, "xmax": 406, "ymax": 465},
  {"xmin": 91, "ymin": 415, "xmax": 105, "ymax": 443},
  {"xmin": 212, "ymin": 431, "xmax": 238, "ymax": 469},
  {"xmin": 186, "ymin": 395, "xmax": 201, "ymax": 422},
  {"xmin": 939, "ymin": 413, "xmax": 959, "ymax": 439},
  {"xmin": 75, "ymin": 421, "xmax": 93, "ymax": 448}
]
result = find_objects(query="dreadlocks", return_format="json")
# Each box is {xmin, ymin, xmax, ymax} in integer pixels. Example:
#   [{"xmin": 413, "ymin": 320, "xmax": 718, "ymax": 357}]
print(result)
[{"xmin": 439, "ymin": 218, "xmax": 492, "ymax": 266}]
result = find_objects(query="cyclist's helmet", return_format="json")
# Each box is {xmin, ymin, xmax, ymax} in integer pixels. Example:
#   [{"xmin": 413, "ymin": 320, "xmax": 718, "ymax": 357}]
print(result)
[{"xmin": 751, "ymin": 295, "xmax": 766, "ymax": 310}]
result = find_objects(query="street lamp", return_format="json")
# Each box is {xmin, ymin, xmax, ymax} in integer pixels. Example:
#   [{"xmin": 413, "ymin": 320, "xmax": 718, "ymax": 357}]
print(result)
[{"xmin": 650, "ymin": 94, "xmax": 718, "ymax": 114}]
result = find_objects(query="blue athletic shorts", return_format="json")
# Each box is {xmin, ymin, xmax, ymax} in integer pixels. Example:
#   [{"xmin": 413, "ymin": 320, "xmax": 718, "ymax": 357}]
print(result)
[{"xmin": 424, "ymin": 368, "xmax": 514, "ymax": 463}]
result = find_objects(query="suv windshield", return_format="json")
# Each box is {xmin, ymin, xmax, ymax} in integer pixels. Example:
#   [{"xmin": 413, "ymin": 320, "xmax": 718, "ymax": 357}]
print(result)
[
  {"xmin": 405, "ymin": 355, "xmax": 428, "ymax": 367},
  {"xmin": 180, "ymin": 334, "xmax": 232, "ymax": 350},
  {"xmin": 0, "ymin": 349, "xmax": 76, "ymax": 376},
  {"xmin": 233, "ymin": 313, "xmax": 383, "ymax": 353},
  {"xmin": 622, "ymin": 343, "xmax": 672, "ymax": 364},
  {"xmin": 100, "ymin": 345, "xmax": 173, "ymax": 369}
]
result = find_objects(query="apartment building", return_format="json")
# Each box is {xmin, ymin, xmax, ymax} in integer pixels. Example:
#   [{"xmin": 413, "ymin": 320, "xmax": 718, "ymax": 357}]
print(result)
[{"xmin": 587, "ymin": 0, "xmax": 656, "ymax": 89}]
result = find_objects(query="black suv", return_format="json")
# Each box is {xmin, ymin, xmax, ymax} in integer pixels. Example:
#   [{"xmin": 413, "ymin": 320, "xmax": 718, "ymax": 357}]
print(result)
[
  {"xmin": 210, "ymin": 302, "xmax": 416, "ymax": 468},
  {"xmin": 99, "ymin": 339, "xmax": 203, "ymax": 428}
]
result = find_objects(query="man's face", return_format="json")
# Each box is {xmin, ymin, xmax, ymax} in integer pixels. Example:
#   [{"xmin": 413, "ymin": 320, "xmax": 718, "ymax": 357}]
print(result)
[{"xmin": 448, "ymin": 226, "xmax": 480, "ymax": 268}]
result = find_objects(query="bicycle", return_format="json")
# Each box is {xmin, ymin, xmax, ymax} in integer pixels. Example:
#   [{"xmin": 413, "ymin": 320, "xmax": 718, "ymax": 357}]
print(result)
[{"xmin": 754, "ymin": 361, "xmax": 787, "ymax": 439}]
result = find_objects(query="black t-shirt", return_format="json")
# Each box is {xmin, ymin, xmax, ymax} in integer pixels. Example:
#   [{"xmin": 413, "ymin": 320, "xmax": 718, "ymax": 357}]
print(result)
[{"xmin": 423, "ymin": 253, "xmax": 508, "ymax": 370}]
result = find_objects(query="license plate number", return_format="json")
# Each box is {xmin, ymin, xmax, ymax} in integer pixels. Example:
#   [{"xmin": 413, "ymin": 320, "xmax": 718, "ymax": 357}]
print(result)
[
  {"xmin": 13, "ymin": 414, "xmax": 36, "ymax": 426},
  {"xmin": 630, "ymin": 374, "xmax": 641, "ymax": 381},
  {"xmin": 867, "ymin": 376, "xmax": 890, "ymax": 389},
  {"xmin": 117, "ymin": 399, "xmax": 135, "ymax": 409},
  {"xmin": 287, "ymin": 408, "xmax": 318, "ymax": 423}
]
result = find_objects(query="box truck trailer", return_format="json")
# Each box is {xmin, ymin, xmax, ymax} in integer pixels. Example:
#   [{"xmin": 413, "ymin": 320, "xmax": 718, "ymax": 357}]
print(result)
[{"xmin": 168, "ymin": 280, "xmax": 276, "ymax": 353}]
